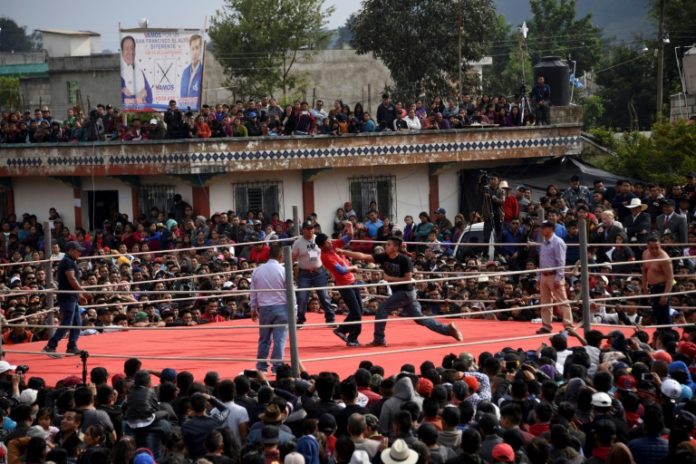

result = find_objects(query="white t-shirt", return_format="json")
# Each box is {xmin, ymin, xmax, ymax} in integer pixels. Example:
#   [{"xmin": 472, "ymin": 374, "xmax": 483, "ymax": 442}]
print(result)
[
  {"xmin": 292, "ymin": 235, "xmax": 323, "ymax": 271},
  {"xmin": 212, "ymin": 401, "xmax": 249, "ymax": 445}
]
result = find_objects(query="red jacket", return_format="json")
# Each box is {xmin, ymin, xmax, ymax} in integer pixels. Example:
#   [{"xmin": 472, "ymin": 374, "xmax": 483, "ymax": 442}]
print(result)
[{"xmin": 503, "ymin": 194, "xmax": 519, "ymax": 222}]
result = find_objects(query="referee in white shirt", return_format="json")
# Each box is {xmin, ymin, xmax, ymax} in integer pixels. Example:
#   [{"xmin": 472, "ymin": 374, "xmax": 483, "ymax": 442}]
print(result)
[{"xmin": 250, "ymin": 245, "xmax": 288, "ymax": 374}]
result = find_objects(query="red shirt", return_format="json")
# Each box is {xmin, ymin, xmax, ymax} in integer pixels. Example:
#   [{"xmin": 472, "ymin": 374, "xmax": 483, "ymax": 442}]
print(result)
[
  {"xmin": 249, "ymin": 245, "xmax": 270, "ymax": 263},
  {"xmin": 320, "ymin": 238, "xmax": 355, "ymax": 286}
]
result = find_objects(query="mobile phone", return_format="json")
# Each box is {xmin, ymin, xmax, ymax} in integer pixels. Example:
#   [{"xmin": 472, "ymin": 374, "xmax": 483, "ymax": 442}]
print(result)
[
  {"xmin": 243, "ymin": 369, "xmax": 259, "ymax": 378},
  {"xmin": 641, "ymin": 373, "xmax": 652, "ymax": 381}
]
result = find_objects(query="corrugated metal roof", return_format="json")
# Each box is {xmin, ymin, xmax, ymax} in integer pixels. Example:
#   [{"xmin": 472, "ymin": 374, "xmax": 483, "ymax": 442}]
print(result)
[
  {"xmin": 36, "ymin": 29, "xmax": 100, "ymax": 37},
  {"xmin": 0, "ymin": 62, "xmax": 49, "ymax": 77}
]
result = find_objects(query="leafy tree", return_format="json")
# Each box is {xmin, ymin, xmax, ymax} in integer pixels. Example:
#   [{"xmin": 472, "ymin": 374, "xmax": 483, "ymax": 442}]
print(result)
[
  {"xmin": 0, "ymin": 17, "xmax": 40, "ymax": 53},
  {"xmin": 580, "ymin": 95, "xmax": 604, "ymax": 130},
  {"xmin": 350, "ymin": 0, "xmax": 497, "ymax": 102},
  {"xmin": 209, "ymin": 0, "xmax": 334, "ymax": 99},
  {"xmin": 526, "ymin": 0, "xmax": 602, "ymax": 76},
  {"xmin": 332, "ymin": 14, "xmax": 356, "ymax": 49},
  {"xmin": 602, "ymin": 120, "xmax": 696, "ymax": 186},
  {"xmin": 595, "ymin": 45, "xmax": 655, "ymax": 130},
  {"xmin": 0, "ymin": 77, "xmax": 20, "ymax": 108}
]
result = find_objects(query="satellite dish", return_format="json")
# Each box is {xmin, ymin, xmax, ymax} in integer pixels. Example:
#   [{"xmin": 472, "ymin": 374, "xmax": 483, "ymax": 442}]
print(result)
[
  {"xmin": 138, "ymin": 18, "xmax": 149, "ymax": 28},
  {"xmin": 520, "ymin": 21, "xmax": 529, "ymax": 39}
]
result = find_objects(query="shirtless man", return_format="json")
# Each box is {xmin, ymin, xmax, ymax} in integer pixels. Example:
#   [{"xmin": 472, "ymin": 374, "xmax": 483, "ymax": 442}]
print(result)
[{"xmin": 641, "ymin": 237, "xmax": 674, "ymax": 328}]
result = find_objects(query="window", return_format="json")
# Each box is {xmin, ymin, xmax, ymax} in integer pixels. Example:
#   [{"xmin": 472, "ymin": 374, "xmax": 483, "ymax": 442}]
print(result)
[
  {"xmin": 139, "ymin": 184, "xmax": 176, "ymax": 217},
  {"xmin": 233, "ymin": 181, "xmax": 283, "ymax": 217},
  {"xmin": 349, "ymin": 176, "xmax": 395, "ymax": 220},
  {"xmin": 67, "ymin": 81, "xmax": 79, "ymax": 106}
]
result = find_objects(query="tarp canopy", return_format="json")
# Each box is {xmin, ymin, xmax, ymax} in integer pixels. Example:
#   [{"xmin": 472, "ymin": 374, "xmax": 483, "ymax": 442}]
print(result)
[{"xmin": 459, "ymin": 156, "xmax": 636, "ymax": 219}]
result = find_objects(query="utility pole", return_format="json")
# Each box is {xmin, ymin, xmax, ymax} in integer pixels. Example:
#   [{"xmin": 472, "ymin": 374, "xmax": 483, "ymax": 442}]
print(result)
[
  {"xmin": 656, "ymin": 0, "xmax": 666, "ymax": 119},
  {"xmin": 458, "ymin": 0, "xmax": 463, "ymax": 99}
]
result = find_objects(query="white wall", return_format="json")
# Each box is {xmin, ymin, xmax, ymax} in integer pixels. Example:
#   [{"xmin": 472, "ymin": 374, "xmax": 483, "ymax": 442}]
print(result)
[
  {"xmin": 313, "ymin": 165, "xmax": 431, "ymax": 231},
  {"xmin": 438, "ymin": 167, "xmax": 462, "ymax": 219},
  {"xmin": 14, "ymin": 177, "xmax": 75, "ymax": 228},
  {"xmin": 43, "ymin": 34, "xmax": 93, "ymax": 57}
]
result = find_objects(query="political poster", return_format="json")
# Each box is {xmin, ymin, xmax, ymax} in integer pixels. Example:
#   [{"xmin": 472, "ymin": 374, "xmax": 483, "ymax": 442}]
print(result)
[{"xmin": 119, "ymin": 28, "xmax": 204, "ymax": 112}]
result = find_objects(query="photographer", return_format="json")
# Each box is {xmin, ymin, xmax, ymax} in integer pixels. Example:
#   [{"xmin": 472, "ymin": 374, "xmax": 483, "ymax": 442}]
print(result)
[{"xmin": 479, "ymin": 172, "xmax": 505, "ymax": 251}]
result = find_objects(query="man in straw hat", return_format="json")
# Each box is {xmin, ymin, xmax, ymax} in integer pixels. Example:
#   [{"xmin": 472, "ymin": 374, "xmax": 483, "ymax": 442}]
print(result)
[{"xmin": 381, "ymin": 439, "xmax": 418, "ymax": 464}]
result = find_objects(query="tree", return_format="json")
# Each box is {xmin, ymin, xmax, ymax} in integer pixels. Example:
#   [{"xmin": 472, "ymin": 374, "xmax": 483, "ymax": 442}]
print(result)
[
  {"xmin": 526, "ymin": 0, "xmax": 602, "ymax": 76},
  {"xmin": 602, "ymin": 120, "xmax": 696, "ymax": 186},
  {"xmin": 595, "ymin": 45, "xmax": 655, "ymax": 130},
  {"xmin": 350, "ymin": 0, "xmax": 497, "ymax": 102},
  {"xmin": 0, "ymin": 17, "xmax": 40, "ymax": 53},
  {"xmin": 209, "ymin": 0, "xmax": 334, "ymax": 100},
  {"xmin": 0, "ymin": 77, "xmax": 20, "ymax": 108},
  {"xmin": 580, "ymin": 95, "xmax": 604, "ymax": 130}
]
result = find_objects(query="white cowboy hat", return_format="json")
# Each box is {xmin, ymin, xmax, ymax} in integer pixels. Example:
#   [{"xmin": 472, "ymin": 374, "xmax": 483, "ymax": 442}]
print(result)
[
  {"xmin": 625, "ymin": 198, "xmax": 647, "ymax": 211},
  {"xmin": 381, "ymin": 440, "xmax": 418, "ymax": 464}
]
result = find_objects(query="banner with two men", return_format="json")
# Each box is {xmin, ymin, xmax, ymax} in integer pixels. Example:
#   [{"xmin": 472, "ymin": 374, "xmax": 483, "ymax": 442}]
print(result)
[{"xmin": 119, "ymin": 28, "xmax": 204, "ymax": 112}]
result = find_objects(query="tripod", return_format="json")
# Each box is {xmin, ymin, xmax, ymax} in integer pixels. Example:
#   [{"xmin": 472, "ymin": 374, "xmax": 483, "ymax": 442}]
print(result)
[{"xmin": 519, "ymin": 85, "xmax": 533, "ymax": 124}]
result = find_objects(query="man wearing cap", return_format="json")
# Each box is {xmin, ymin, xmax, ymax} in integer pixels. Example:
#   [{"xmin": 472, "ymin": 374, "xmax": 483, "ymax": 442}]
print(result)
[
  {"xmin": 622, "ymin": 198, "xmax": 651, "ymax": 243},
  {"xmin": 641, "ymin": 237, "xmax": 674, "ymax": 328},
  {"xmin": 292, "ymin": 220, "xmax": 335, "ymax": 326},
  {"xmin": 432, "ymin": 208, "xmax": 452, "ymax": 233},
  {"xmin": 656, "ymin": 198, "xmax": 687, "ymax": 244},
  {"xmin": 43, "ymin": 241, "xmax": 87, "ymax": 356},
  {"xmin": 536, "ymin": 221, "xmax": 572, "ymax": 334}
]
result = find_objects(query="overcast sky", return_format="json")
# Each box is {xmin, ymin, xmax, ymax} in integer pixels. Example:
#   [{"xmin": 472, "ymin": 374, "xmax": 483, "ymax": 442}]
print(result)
[{"xmin": 3, "ymin": 0, "xmax": 362, "ymax": 51}]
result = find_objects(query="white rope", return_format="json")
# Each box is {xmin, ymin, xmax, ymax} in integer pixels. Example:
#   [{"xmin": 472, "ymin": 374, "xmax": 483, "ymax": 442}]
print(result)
[
  {"xmin": 0, "ymin": 349, "xmax": 280, "ymax": 363},
  {"xmin": 0, "ymin": 236, "xmax": 297, "ymax": 269}
]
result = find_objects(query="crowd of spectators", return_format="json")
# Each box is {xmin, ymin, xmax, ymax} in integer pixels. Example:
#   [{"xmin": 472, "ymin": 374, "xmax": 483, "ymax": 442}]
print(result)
[
  {"xmin": 0, "ymin": 325, "xmax": 694, "ymax": 463},
  {"xmin": 0, "ymin": 172, "xmax": 696, "ymax": 343},
  {"xmin": 0, "ymin": 170, "xmax": 693, "ymax": 463},
  {"xmin": 0, "ymin": 92, "xmax": 540, "ymax": 144}
]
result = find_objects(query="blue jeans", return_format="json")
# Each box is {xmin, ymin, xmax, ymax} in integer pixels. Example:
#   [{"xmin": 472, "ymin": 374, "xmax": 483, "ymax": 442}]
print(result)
[
  {"xmin": 373, "ymin": 289, "xmax": 450, "ymax": 344},
  {"xmin": 132, "ymin": 418, "xmax": 171, "ymax": 460},
  {"xmin": 337, "ymin": 287, "xmax": 363, "ymax": 342},
  {"xmin": 47, "ymin": 297, "xmax": 81, "ymax": 350},
  {"xmin": 256, "ymin": 304, "xmax": 289, "ymax": 372},
  {"xmin": 296, "ymin": 269, "xmax": 335, "ymax": 323}
]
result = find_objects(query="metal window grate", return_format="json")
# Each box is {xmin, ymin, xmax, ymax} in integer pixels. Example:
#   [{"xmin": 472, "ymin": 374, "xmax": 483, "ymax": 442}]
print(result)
[
  {"xmin": 233, "ymin": 181, "xmax": 284, "ymax": 217},
  {"xmin": 139, "ymin": 184, "xmax": 176, "ymax": 217},
  {"xmin": 349, "ymin": 176, "xmax": 396, "ymax": 220}
]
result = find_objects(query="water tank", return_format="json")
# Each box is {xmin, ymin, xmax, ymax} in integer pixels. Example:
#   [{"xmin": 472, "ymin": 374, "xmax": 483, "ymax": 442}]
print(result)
[
  {"xmin": 533, "ymin": 56, "xmax": 570, "ymax": 106},
  {"xmin": 684, "ymin": 46, "xmax": 696, "ymax": 95}
]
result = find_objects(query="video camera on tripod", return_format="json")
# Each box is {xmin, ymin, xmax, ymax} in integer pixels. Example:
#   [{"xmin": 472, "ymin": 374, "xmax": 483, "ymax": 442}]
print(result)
[{"xmin": 478, "ymin": 170, "xmax": 490, "ymax": 187}]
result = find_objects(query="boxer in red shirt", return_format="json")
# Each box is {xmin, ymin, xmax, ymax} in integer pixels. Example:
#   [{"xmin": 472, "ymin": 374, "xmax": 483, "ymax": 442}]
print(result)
[{"xmin": 315, "ymin": 223, "xmax": 363, "ymax": 346}]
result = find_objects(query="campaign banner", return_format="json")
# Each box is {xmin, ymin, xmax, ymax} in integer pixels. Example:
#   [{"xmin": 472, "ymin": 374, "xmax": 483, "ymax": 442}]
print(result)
[{"xmin": 119, "ymin": 28, "xmax": 204, "ymax": 112}]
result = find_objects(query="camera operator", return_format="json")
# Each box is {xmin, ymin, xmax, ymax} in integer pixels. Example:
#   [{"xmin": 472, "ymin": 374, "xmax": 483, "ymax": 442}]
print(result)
[{"xmin": 479, "ymin": 171, "xmax": 505, "ymax": 252}]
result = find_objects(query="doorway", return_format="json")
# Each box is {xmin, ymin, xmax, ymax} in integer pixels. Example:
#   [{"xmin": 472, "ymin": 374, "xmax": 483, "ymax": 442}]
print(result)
[{"xmin": 87, "ymin": 190, "xmax": 119, "ymax": 230}]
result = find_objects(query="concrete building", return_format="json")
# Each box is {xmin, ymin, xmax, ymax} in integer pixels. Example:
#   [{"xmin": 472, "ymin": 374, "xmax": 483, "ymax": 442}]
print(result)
[
  {"xmin": 37, "ymin": 29, "xmax": 102, "ymax": 58},
  {"xmin": 11, "ymin": 47, "xmax": 489, "ymax": 117},
  {"xmin": 0, "ymin": 119, "xmax": 581, "ymax": 232},
  {"xmin": 670, "ymin": 45, "xmax": 696, "ymax": 121}
]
